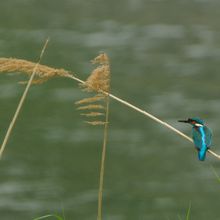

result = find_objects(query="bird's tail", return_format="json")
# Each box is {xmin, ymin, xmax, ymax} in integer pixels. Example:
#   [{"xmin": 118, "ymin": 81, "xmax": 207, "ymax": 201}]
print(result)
[{"xmin": 198, "ymin": 148, "xmax": 207, "ymax": 161}]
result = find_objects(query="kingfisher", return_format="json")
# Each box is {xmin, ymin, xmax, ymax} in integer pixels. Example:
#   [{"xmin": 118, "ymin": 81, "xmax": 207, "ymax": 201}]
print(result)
[{"xmin": 178, "ymin": 118, "xmax": 212, "ymax": 161}]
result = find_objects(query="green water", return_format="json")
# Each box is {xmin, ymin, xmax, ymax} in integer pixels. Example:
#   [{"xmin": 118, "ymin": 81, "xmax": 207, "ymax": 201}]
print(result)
[{"xmin": 0, "ymin": 1, "xmax": 220, "ymax": 219}]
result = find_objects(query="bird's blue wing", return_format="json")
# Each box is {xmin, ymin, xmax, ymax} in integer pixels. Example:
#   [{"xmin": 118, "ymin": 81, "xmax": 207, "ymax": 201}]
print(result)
[
  {"xmin": 192, "ymin": 128, "xmax": 202, "ymax": 150},
  {"xmin": 204, "ymin": 126, "xmax": 212, "ymax": 147},
  {"xmin": 192, "ymin": 126, "xmax": 212, "ymax": 161},
  {"xmin": 192, "ymin": 126, "xmax": 212, "ymax": 150}
]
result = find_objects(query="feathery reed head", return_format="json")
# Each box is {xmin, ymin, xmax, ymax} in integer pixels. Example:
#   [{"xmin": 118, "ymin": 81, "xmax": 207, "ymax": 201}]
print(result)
[
  {"xmin": 0, "ymin": 58, "xmax": 71, "ymax": 84},
  {"xmin": 83, "ymin": 53, "xmax": 110, "ymax": 93},
  {"xmin": 76, "ymin": 53, "xmax": 111, "ymax": 125},
  {"xmin": 75, "ymin": 94, "xmax": 107, "ymax": 125},
  {"xmin": 91, "ymin": 53, "xmax": 109, "ymax": 65}
]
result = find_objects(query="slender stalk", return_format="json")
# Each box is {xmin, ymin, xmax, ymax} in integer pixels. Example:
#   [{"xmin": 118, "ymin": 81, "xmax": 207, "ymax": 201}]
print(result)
[
  {"xmin": 97, "ymin": 59, "xmax": 111, "ymax": 220},
  {"xmin": 97, "ymin": 95, "xmax": 110, "ymax": 220},
  {"xmin": 65, "ymin": 73, "xmax": 220, "ymax": 160},
  {"xmin": 33, "ymin": 214, "xmax": 63, "ymax": 220},
  {"xmin": 108, "ymin": 93, "xmax": 193, "ymax": 142},
  {"xmin": 186, "ymin": 201, "xmax": 191, "ymax": 220},
  {"xmin": 210, "ymin": 166, "xmax": 220, "ymax": 183},
  {"xmin": 0, "ymin": 38, "xmax": 49, "ymax": 158},
  {"xmin": 207, "ymin": 149, "xmax": 220, "ymax": 159},
  {"xmin": 108, "ymin": 93, "xmax": 219, "ymax": 158}
]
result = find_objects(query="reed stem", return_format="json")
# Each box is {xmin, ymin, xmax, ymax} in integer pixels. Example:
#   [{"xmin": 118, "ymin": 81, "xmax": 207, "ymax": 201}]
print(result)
[
  {"xmin": 0, "ymin": 38, "xmax": 49, "ymax": 158},
  {"xmin": 97, "ymin": 95, "xmax": 110, "ymax": 220},
  {"xmin": 65, "ymin": 74, "xmax": 220, "ymax": 160}
]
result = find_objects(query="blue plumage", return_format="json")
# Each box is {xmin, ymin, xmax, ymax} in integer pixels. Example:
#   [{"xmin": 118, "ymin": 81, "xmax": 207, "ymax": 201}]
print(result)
[{"xmin": 178, "ymin": 118, "xmax": 212, "ymax": 161}]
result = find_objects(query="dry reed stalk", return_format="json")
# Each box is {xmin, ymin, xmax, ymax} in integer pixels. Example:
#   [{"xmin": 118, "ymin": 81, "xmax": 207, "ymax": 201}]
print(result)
[
  {"xmin": 106, "ymin": 93, "xmax": 220, "ymax": 159},
  {"xmin": 75, "ymin": 53, "xmax": 111, "ymax": 220},
  {"xmin": 95, "ymin": 54, "xmax": 110, "ymax": 220},
  {"xmin": 0, "ymin": 38, "xmax": 50, "ymax": 158},
  {"xmin": 67, "ymin": 73, "xmax": 220, "ymax": 160}
]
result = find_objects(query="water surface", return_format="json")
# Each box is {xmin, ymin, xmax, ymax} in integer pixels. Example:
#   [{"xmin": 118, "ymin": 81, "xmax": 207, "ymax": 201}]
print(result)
[{"xmin": 0, "ymin": 1, "xmax": 220, "ymax": 219}]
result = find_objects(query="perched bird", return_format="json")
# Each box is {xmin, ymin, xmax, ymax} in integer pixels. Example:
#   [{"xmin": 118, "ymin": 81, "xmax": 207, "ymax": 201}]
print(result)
[{"xmin": 178, "ymin": 118, "xmax": 212, "ymax": 161}]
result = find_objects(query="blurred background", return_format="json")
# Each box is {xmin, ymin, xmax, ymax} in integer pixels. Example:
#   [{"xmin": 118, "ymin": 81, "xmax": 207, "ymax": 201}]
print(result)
[{"xmin": 0, "ymin": 0, "xmax": 220, "ymax": 219}]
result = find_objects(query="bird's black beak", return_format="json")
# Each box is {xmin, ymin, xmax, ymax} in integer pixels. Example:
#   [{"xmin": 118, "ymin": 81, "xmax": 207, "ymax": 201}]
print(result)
[{"xmin": 178, "ymin": 119, "xmax": 190, "ymax": 123}]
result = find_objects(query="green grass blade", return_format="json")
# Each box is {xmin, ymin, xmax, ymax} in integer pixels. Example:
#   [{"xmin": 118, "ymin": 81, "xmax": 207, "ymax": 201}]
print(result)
[
  {"xmin": 178, "ymin": 214, "xmax": 183, "ymax": 220},
  {"xmin": 33, "ymin": 214, "xmax": 64, "ymax": 220},
  {"xmin": 61, "ymin": 204, "xmax": 66, "ymax": 220},
  {"xmin": 210, "ymin": 166, "xmax": 220, "ymax": 183},
  {"xmin": 185, "ymin": 201, "xmax": 191, "ymax": 220}
]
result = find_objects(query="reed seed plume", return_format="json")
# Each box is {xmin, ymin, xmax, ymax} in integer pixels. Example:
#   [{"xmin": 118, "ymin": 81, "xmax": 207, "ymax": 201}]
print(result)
[
  {"xmin": 82, "ymin": 53, "xmax": 110, "ymax": 93},
  {"xmin": 75, "ymin": 53, "xmax": 110, "ymax": 126},
  {"xmin": 84, "ymin": 65, "xmax": 110, "ymax": 92},
  {"xmin": 0, "ymin": 57, "xmax": 70, "ymax": 84},
  {"xmin": 75, "ymin": 95, "xmax": 104, "ymax": 105},
  {"xmin": 86, "ymin": 121, "xmax": 107, "ymax": 126},
  {"xmin": 81, "ymin": 112, "xmax": 104, "ymax": 117},
  {"xmin": 77, "ymin": 104, "xmax": 105, "ymax": 111},
  {"xmin": 91, "ymin": 53, "xmax": 109, "ymax": 65}
]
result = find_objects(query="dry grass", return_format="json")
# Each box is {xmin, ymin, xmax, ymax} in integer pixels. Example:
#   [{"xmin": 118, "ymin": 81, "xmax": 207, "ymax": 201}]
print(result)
[
  {"xmin": 82, "ymin": 53, "xmax": 110, "ymax": 93},
  {"xmin": 0, "ymin": 57, "xmax": 70, "ymax": 84},
  {"xmin": 77, "ymin": 104, "xmax": 105, "ymax": 111},
  {"xmin": 81, "ymin": 112, "xmax": 104, "ymax": 117},
  {"xmin": 75, "ymin": 53, "xmax": 111, "ymax": 220},
  {"xmin": 75, "ymin": 53, "xmax": 110, "ymax": 127},
  {"xmin": 0, "ymin": 38, "xmax": 50, "ymax": 157},
  {"xmin": 75, "ymin": 95, "xmax": 104, "ymax": 105}
]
